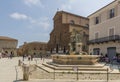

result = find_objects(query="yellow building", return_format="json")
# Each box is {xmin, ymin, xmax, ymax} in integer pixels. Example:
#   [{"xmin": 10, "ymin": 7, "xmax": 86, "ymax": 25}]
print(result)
[
  {"xmin": 18, "ymin": 42, "xmax": 47, "ymax": 56},
  {"xmin": 0, "ymin": 36, "xmax": 18, "ymax": 56}
]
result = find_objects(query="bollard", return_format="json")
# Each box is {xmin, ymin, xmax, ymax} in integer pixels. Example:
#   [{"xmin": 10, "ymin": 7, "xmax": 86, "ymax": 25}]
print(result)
[
  {"xmin": 18, "ymin": 60, "xmax": 21, "ymax": 66},
  {"xmin": 23, "ymin": 65, "xmax": 29, "ymax": 81}
]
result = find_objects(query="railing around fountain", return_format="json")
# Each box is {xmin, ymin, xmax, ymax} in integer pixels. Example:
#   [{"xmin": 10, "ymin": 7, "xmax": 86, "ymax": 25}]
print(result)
[{"xmin": 29, "ymin": 64, "xmax": 116, "ymax": 81}]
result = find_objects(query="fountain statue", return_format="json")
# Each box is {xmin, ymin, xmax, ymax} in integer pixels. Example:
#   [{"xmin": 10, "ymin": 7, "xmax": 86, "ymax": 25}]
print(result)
[
  {"xmin": 69, "ymin": 29, "xmax": 87, "ymax": 55},
  {"xmin": 52, "ymin": 29, "xmax": 100, "ymax": 65}
]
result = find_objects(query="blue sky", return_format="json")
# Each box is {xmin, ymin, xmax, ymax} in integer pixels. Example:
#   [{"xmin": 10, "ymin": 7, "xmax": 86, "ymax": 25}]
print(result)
[{"xmin": 0, "ymin": 0, "xmax": 114, "ymax": 47}]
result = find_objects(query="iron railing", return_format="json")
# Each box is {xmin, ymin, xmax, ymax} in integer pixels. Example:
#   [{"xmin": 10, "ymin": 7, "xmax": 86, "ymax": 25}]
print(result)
[{"xmin": 89, "ymin": 35, "xmax": 120, "ymax": 44}]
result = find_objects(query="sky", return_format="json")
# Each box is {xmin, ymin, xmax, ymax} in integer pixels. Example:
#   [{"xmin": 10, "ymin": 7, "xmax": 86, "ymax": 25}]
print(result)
[{"xmin": 0, "ymin": 0, "xmax": 114, "ymax": 47}]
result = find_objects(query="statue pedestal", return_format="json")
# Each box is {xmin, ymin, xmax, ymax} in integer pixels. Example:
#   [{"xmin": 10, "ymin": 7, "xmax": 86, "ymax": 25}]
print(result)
[{"xmin": 76, "ymin": 43, "xmax": 82, "ymax": 53}]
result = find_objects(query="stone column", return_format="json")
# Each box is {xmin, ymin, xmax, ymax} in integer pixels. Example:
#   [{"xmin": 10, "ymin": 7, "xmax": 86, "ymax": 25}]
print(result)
[{"xmin": 23, "ymin": 65, "xmax": 29, "ymax": 81}]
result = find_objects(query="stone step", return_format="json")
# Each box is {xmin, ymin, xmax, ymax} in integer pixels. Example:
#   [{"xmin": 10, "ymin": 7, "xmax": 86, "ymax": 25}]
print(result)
[
  {"xmin": 42, "ymin": 63, "xmax": 107, "ymax": 72},
  {"xmin": 47, "ymin": 62, "xmax": 105, "ymax": 68},
  {"xmin": 36, "ymin": 64, "xmax": 54, "ymax": 73}
]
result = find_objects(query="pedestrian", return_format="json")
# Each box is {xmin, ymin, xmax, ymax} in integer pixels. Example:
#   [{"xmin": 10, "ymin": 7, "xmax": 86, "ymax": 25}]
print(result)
[
  {"xmin": 28, "ymin": 55, "xmax": 31, "ymax": 61},
  {"xmin": 7, "ymin": 53, "xmax": 10, "ymax": 59},
  {"xmin": 0, "ymin": 52, "xmax": 2, "ymax": 59},
  {"xmin": 10, "ymin": 54, "xmax": 12, "ymax": 59},
  {"xmin": 23, "ymin": 54, "xmax": 25, "ymax": 61},
  {"xmin": 40, "ymin": 55, "xmax": 42, "ymax": 60},
  {"xmin": 31, "ymin": 55, "xmax": 33, "ymax": 61}
]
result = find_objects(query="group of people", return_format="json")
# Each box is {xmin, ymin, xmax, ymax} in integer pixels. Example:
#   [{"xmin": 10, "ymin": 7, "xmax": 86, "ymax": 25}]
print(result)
[
  {"xmin": 100, "ymin": 54, "xmax": 110, "ymax": 63},
  {"xmin": 22, "ymin": 54, "xmax": 34, "ymax": 61},
  {"xmin": 100, "ymin": 54, "xmax": 120, "ymax": 64},
  {"xmin": 0, "ymin": 52, "xmax": 13, "ymax": 59}
]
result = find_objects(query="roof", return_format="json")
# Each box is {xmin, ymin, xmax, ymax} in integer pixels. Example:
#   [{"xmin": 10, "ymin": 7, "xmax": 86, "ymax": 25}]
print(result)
[
  {"xmin": 26, "ymin": 42, "xmax": 47, "ymax": 45},
  {"xmin": 0, "ymin": 36, "xmax": 18, "ymax": 41},
  {"xmin": 88, "ymin": 0, "xmax": 116, "ymax": 17},
  {"xmin": 53, "ymin": 10, "xmax": 88, "ymax": 20}
]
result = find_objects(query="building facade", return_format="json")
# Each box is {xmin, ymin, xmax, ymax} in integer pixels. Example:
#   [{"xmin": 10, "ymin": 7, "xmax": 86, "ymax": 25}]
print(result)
[
  {"xmin": 18, "ymin": 42, "xmax": 47, "ymax": 56},
  {"xmin": 88, "ymin": 0, "xmax": 120, "ymax": 60},
  {"xmin": 47, "ymin": 11, "xmax": 89, "ymax": 54},
  {"xmin": 0, "ymin": 36, "xmax": 18, "ymax": 56}
]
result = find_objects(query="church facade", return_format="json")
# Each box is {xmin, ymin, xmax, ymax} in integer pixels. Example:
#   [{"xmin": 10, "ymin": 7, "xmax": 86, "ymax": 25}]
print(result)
[{"xmin": 47, "ymin": 11, "xmax": 89, "ymax": 54}]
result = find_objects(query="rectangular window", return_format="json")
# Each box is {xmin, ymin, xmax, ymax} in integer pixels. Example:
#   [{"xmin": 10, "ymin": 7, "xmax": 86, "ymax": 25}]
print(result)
[
  {"xmin": 95, "ymin": 32, "xmax": 99, "ymax": 39},
  {"xmin": 109, "ymin": 8, "xmax": 115, "ymax": 18},
  {"xmin": 60, "ymin": 33, "xmax": 61, "ymax": 41},
  {"xmin": 109, "ymin": 28, "xmax": 114, "ymax": 36},
  {"xmin": 95, "ymin": 16, "xmax": 99, "ymax": 24}
]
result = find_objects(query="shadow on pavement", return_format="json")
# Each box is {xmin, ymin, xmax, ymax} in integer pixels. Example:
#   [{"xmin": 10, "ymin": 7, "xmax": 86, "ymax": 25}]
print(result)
[{"xmin": 13, "ymin": 79, "xmax": 24, "ymax": 82}]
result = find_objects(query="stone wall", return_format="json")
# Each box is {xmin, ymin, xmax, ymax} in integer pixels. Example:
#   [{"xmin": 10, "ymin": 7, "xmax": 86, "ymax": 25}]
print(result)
[{"xmin": 29, "ymin": 66, "xmax": 120, "ymax": 80}]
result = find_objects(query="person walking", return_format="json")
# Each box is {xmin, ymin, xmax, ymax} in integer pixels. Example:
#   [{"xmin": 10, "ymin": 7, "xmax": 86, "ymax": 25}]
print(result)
[
  {"xmin": 0, "ymin": 52, "xmax": 2, "ymax": 59},
  {"xmin": 31, "ymin": 55, "xmax": 33, "ymax": 61},
  {"xmin": 40, "ymin": 55, "xmax": 42, "ymax": 60},
  {"xmin": 28, "ymin": 55, "xmax": 31, "ymax": 61},
  {"xmin": 10, "ymin": 54, "xmax": 12, "ymax": 59},
  {"xmin": 23, "ymin": 54, "xmax": 25, "ymax": 61}
]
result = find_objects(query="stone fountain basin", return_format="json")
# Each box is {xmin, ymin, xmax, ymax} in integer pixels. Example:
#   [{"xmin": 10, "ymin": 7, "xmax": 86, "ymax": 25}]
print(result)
[{"xmin": 52, "ymin": 55, "xmax": 100, "ymax": 65}]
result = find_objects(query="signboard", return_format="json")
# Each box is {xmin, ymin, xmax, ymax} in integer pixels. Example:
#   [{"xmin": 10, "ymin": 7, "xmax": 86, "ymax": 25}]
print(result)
[{"xmin": 73, "ymin": 66, "xmax": 78, "ymax": 72}]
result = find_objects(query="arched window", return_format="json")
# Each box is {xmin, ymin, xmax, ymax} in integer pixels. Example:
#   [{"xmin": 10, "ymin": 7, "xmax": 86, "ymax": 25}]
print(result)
[
  {"xmin": 40, "ymin": 48, "xmax": 42, "ymax": 50},
  {"xmin": 34, "ymin": 53, "xmax": 36, "ymax": 55},
  {"xmin": 85, "ymin": 24, "xmax": 89, "ymax": 28},
  {"xmin": 70, "ymin": 20, "xmax": 75, "ymax": 24},
  {"xmin": 34, "ymin": 48, "xmax": 36, "ymax": 50}
]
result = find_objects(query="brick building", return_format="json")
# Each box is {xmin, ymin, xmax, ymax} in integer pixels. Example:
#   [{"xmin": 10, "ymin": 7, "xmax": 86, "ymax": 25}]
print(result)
[{"xmin": 47, "ymin": 11, "xmax": 89, "ymax": 54}]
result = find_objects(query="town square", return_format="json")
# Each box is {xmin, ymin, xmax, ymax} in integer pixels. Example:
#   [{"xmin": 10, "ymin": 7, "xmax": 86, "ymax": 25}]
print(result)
[{"xmin": 0, "ymin": 0, "xmax": 120, "ymax": 82}]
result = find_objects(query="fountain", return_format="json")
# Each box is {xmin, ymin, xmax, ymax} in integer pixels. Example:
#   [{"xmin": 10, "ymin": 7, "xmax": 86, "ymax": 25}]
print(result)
[{"xmin": 52, "ymin": 29, "xmax": 100, "ymax": 65}]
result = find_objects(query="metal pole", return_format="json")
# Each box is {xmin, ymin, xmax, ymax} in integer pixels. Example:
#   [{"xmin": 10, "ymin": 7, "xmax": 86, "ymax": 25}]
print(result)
[
  {"xmin": 54, "ymin": 68, "xmax": 55, "ymax": 80},
  {"xmin": 107, "ymin": 68, "xmax": 109, "ymax": 82},
  {"xmin": 77, "ymin": 68, "xmax": 78, "ymax": 80},
  {"xmin": 15, "ymin": 66, "xmax": 18, "ymax": 81}
]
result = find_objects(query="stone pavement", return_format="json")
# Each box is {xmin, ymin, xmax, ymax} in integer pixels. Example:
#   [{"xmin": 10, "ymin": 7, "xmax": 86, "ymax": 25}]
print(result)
[
  {"xmin": 0, "ymin": 57, "xmax": 23, "ymax": 82},
  {"xmin": 0, "ymin": 57, "xmax": 52, "ymax": 82},
  {"xmin": 0, "ymin": 57, "xmax": 120, "ymax": 82}
]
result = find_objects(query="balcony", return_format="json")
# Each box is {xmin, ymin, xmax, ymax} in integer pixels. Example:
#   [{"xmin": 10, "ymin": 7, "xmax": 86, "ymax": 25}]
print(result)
[{"xmin": 89, "ymin": 35, "xmax": 120, "ymax": 44}]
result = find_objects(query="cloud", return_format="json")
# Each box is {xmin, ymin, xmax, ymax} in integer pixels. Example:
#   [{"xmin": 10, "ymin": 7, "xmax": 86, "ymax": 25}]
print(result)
[
  {"xmin": 60, "ymin": 0, "xmax": 73, "ymax": 11},
  {"xmin": 61, "ymin": 4, "xmax": 71, "ymax": 10},
  {"xmin": 10, "ymin": 12, "xmax": 50, "ymax": 30},
  {"xmin": 59, "ymin": 0, "xmax": 114, "ymax": 17},
  {"xmin": 28, "ymin": 17, "xmax": 50, "ymax": 30},
  {"xmin": 23, "ymin": 0, "xmax": 44, "ymax": 7},
  {"xmin": 10, "ymin": 12, "xmax": 29, "ymax": 20}
]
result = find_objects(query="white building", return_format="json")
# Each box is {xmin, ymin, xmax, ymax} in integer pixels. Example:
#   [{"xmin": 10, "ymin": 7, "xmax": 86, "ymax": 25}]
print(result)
[{"xmin": 88, "ymin": 0, "xmax": 120, "ymax": 60}]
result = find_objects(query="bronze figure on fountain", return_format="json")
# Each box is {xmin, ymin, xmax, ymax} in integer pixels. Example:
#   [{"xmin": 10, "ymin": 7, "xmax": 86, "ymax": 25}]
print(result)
[{"xmin": 69, "ymin": 29, "xmax": 87, "ymax": 55}]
